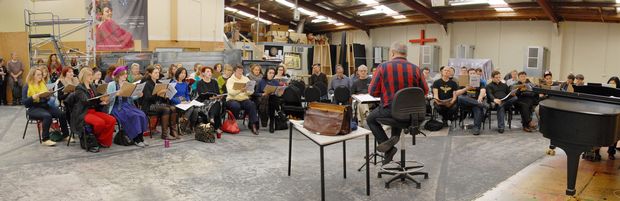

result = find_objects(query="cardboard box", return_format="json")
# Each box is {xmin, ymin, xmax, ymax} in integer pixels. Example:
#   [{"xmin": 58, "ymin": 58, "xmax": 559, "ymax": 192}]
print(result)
[
  {"xmin": 269, "ymin": 24, "xmax": 289, "ymax": 32},
  {"xmin": 266, "ymin": 31, "xmax": 289, "ymax": 42},
  {"xmin": 288, "ymin": 32, "xmax": 307, "ymax": 44}
]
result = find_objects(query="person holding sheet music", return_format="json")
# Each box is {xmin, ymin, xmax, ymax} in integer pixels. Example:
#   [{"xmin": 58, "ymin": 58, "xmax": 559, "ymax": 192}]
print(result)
[
  {"xmin": 485, "ymin": 71, "xmax": 517, "ymax": 133},
  {"xmin": 226, "ymin": 65, "xmax": 259, "ymax": 135},
  {"xmin": 171, "ymin": 67, "xmax": 195, "ymax": 134},
  {"xmin": 194, "ymin": 66, "xmax": 223, "ymax": 134},
  {"xmin": 217, "ymin": 64, "xmax": 234, "ymax": 94},
  {"xmin": 106, "ymin": 66, "xmax": 149, "ymax": 148},
  {"xmin": 457, "ymin": 68, "xmax": 487, "ymax": 135},
  {"xmin": 93, "ymin": 69, "xmax": 106, "ymax": 86},
  {"xmin": 274, "ymin": 64, "xmax": 290, "ymax": 86},
  {"xmin": 141, "ymin": 66, "xmax": 180, "ymax": 140},
  {"xmin": 432, "ymin": 66, "xmax": 459, "ymax": 126},
  {"xmin": 22, "ymin": 68, "xmax": 70, "ymax": 146},
  {"xmin": 64, "ymin": 68, "xmax": 117, "ymax": 150},
  {"xmin": 511, "ymin": 71, "xmax": 538, "ymax": 132},
  {"xmin": 255, "ymin": 67, "xmax": 279, "ymax": 133},
  {"xmin": 127, "ymin": 63, "xmax": 143, "ymax": 83},
  {"xmin": 56, "ymin": 67, "xmax": 80, "ymax": 107}
]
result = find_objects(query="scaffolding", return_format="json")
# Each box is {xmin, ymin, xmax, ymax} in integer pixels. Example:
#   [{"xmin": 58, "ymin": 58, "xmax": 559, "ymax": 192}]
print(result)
[{"xmin": 24, "ymin": 6, "xmax": 95, "ymax": 68}]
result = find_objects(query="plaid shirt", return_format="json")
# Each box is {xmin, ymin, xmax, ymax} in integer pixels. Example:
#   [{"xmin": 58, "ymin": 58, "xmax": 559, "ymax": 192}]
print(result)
[{"xmin": 369, "ymin": 57, "xmax": 429, "ymax": 107}]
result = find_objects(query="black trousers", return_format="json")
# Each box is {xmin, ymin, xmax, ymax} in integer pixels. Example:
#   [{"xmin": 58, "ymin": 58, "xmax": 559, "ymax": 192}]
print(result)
[
  {"xmin": 198, "ymin": 101, "xmax": 223, "ymax": 130},
  {"xmin": 435, "ymin": 103, "xmax": 457, "ymax": 122},
  {"xmin": 515, "ymin": 96, "xmax": 536, "ymax": 128},
  {"xmin": 27, "ymin": 106, "xmax": 70, "ymax": 140}
]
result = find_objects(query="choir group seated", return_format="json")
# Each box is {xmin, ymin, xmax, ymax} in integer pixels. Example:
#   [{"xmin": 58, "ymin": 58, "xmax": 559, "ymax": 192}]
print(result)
[{"xmin": 12, "ymin": 54, "xmax": 619, "ymax": 161}]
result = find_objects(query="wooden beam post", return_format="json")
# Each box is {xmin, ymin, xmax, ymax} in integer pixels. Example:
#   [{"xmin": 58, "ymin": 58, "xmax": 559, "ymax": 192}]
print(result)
[{"xmin": 537, "ymin": 0, "xmax": 559, "ymax": 23}]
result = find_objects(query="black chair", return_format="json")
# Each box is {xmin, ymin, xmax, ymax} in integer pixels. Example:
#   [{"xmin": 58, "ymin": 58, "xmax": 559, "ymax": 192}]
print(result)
[
  {"xmin": 314, "ymin": 82, "xmax": 329, "ymax": 102},
  {"xmin": 304, "ymin": 86, "xmax": 321, "ymax": 103},
  {"xmin": 375, "ymin": 87, "xmax": 429, "ymax": 189},
  {"xmin": 457, "ymin": 101, "xmax": 488, "ymax": 130},
  {"xmin": 22, "ymin": 112, "xmax": 43, "ymax": 144},
  {"xmin": 281, "ymin": 85, "xmax": 305, "ymax": 119},
  {"xmin": 333, "ymin": 86, "xmax": 351, "ymax": 105},
  {"xmin": 485, "ymin": 102, "xmax": 513, "ymax": 130},
  {"xmin": 289, "ymin": 80, "xmax": 306, "ymax": 95}
]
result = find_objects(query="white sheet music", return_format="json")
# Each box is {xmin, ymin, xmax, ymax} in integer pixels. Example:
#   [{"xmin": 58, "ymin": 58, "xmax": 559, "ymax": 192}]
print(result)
[
  {"xmin": 352, "ymin": 94, "xmax": 380, "ymax": 103},
  {"xmin": 131, "ymin": 83, "xmax": 146, "ymax": 97},
  {"xmin": 166, "ymin": 83, "xmax": 177, "ymax": 98},
  {"xmin": 175, "ymin": 100, "xmax": 205, "ymax": 110}
]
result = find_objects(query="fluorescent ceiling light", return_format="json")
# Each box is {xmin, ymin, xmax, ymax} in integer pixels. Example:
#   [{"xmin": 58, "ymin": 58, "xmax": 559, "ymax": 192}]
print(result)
[
  {"xmin": 450, "ymin": 0, "xmax": 487, "ymax": 6},
  {"xmin": 335, "ymin": 23, "xmax": 345, "ymax": 26},
  {"xmin": 224, "ymin": 7, "xmax": 238, "ymax": 12},
  {"xmin": 494, "ymin": 7, "xmax": 513, "ymax": 12},
  {"xmin": 258, "ymin": 18, "xmax": 272, "ymax": 25},
  {"xmin": 298, "ymin": 8, "xmax": 317, "ymax": 16},
  {"xmin": 236, "ymin": 11, "xmax": 255, "ymax": 18},
  {"xmin": 488, "ymin": 0, "xmax": 507, "ymax": 6},
  {"xmin": 392, "ymin": 15, "xmax": 406, "ymax": 19},
  {"xmin": 617, "ymin": 7, "xmax": 620, "ymax": 13},
  {"xmin": 315, "ymin": 15, "xmax": 326, "ymax": 20},
  {"xmin": 275, "ymin": 0, "xmax": 295, "ymax": 8},
  {"xmin": 617, "ymin": 0, "xmax": 620, "ymax": 3},
  {"xmin": 288, "ymin": 29, "xmax": 295, "ymax": 32},
  {"xmin": 359, "ymin": 0, "xmax": 379, "ymax": 5},
  {"xmin": 358, "ymin": 9, "xmax": 383, "ymax": 16}
]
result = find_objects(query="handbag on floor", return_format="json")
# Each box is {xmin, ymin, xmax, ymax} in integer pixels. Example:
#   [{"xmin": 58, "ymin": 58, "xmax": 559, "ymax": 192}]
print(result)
[
  {"xmin": 195, "ymin": 123, "xmax": 216, "ymax": 143},
  {"xmin": 80, "ymin": 125, "xmax": 100, "ymax": 152},
  {"xmin": 221, "ymin": 110, "xmax": 240, "ymax": 134},
  {"xmin": 303, "ymin": 102, "xmax": 352, "ymax": 136},
  {"xmin": 113, "ymin": 130, "xmax": 135, "ymax": 146},
  {"xmin": 274, "ymin": 109, "xmax": 289, "ymax": 131}
]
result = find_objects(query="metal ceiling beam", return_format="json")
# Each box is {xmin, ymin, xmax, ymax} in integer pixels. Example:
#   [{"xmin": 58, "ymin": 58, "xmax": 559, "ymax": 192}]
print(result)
[
  {"xmin": 536, "ymin": 0, "xmax": 559, "ymax": 23},
  {"xmin": 296, "ymin": 0, "xmax": 370, "ymax": 32},
  {"xmin": 398, "ymin": 0, "xmax": 447, "ymax": 31}
]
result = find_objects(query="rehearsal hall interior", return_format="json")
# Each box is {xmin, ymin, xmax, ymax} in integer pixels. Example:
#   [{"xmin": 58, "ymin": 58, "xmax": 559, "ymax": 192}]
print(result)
[{"xmin": 1, "ymin": 0, "xmax": 620, "ymax": 200}]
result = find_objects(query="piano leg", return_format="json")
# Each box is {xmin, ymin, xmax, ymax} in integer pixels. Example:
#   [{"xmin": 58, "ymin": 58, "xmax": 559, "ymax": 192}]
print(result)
[
  {"xmin": 553, "ymin": 141, "xmax": 591, "ymax": 197},
  {"xmin": 564, "ymin": 148, "xmax": 580, "ymax": 196}
]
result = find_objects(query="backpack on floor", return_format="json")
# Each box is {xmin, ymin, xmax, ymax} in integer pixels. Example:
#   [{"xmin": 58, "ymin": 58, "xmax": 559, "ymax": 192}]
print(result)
[
  {"xmin": 195, "ymin": 123, "xmax": 216, "ymax": 143},
  {"xmin": 424, "ymin": 119, "xmax": 444, "ymax": 132},
  {"xmin": 113, "ymin": 130, "xmax": 135, "ymax": 146}
]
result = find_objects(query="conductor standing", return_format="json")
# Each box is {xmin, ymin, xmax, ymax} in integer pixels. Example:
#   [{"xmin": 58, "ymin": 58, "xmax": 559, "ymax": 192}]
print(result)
[{"xmin": 367, "ymin": 42, "xmax": 429, "ymax": 165}]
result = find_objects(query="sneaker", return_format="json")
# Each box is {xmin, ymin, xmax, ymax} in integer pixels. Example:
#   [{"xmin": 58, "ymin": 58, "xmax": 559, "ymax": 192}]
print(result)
[
  {"xmin": 377, "ymin": 135, "xmax": 400, "ymax": 152},
  {"xmin": 42, "ymin": 140, "xmax": 56, "ymax": 146},
  {"xmin": 382, "ymin": 147, "xmax": 398, "ymax": 165},
  {"xmin": 135, "ymin": 142, "xmax": 146, "ymax": 148},
  {"xmin": 472, "ymin": 128, "xmax": 481, "ymax": 135}
]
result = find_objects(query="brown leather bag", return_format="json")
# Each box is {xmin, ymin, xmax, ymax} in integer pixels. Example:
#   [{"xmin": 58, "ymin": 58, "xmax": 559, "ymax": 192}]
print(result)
[{"xmin": 303, "ymin": 102, "xmax": 352, "ymax": 136}]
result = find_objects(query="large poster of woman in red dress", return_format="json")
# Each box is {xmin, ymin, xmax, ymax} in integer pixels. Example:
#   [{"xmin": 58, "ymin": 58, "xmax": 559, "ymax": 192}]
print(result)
[{"xmin": 89, "ymin": 0, "xmax": 148, "ymax": 51}]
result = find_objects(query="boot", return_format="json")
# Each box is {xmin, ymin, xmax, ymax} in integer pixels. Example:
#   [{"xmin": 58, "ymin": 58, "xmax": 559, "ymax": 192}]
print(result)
[
  {"xmin": 147, "ymin": 116, "xmax": 158, "ymax": 136},
  {"xmin": 269, "ymin": 118, "xmax": 275, "ymax": 133},
  {"xmin": 170, "ymin": 112, "xmax": 180, "ymax": 140},
  {"xmin": 160, "ymin": 115, "xmax": 175, "ymax": 140}
]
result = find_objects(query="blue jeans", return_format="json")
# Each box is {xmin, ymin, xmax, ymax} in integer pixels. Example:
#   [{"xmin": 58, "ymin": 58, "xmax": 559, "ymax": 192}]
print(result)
[
  {"xmin": 226, "ymin": 99, "xmax": 259, "ymax": 124},
  {"xmin": 493, "ymin": 96, "xmax": 517, "ymax": 129},
  {"xmin": 458, "ymin": 96, "xmax": 487, "ymax": 130},
  {"xmin": 366, "ymin": 106, "xmax": 402, "ymax": 144}
]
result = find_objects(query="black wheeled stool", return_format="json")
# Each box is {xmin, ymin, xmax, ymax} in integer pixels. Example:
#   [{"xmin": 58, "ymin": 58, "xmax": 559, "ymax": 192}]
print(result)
[{"xmin": 376, "ymin": 87, "xmax": 429, "ymax": 189}]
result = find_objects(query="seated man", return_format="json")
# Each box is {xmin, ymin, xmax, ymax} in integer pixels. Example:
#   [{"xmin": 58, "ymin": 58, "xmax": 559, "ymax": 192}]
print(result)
[
  {"xmin": 432, "ymin": 66, "xmax": 458, "ymax": 126},
  {"xmin": 329, "ymin": 64, "xmax": 352, "ymax": 93},
  {"xmin": 351, "ymin": 65, "xmax": 372, "ymax": 127},
  {"xmin": 485, "ymin": 70, "xmax": 518, "ymax": 133},
  {"xmin": 457, "ymin": 68, "xmax": 487, "ymax": 135},
  {"xmin": 367, "ymin": 42, "xmax": 428, "ymax": 165},
  {"xmin": 512, "ymin": 71, "xmax": 538, "ymax": 132},
  {"xmin": 575, "ymin": 74, "xmax": 585, "ymax": 86},
  {"xmin": 560, "ymin": 74, "xmax": 575, "ymax": 91}
]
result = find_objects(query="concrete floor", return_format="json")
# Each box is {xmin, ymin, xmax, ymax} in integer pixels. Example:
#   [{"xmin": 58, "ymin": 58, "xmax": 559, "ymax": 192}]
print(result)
[{"xmin": 0, "ymin": 106, "xmax": 553, "ymax": 201}]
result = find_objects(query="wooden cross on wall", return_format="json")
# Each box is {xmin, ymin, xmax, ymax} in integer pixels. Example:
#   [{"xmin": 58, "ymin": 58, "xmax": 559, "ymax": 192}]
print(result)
[{"xmin": 409, "ymin": 30, "xmax": 437, "ymax": 45}]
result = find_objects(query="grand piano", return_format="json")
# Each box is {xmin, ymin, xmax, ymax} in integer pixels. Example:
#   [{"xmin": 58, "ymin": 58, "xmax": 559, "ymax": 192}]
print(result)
[{"xmin": 535, "ymin": 85, "xmax": 620, "ymax": 197}]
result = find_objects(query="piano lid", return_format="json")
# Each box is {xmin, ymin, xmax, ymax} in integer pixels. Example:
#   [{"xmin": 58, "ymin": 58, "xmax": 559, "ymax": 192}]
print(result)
[
  {"xmin": 540, "ymin": 97, "xmax": 620, "ymax": 116},
  {"xmin": 534, "ymin": 87, "xmax": 620, "ymax": 105}
]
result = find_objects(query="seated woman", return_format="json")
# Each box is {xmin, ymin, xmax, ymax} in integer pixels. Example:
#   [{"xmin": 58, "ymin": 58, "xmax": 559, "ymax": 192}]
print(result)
[
  {"xmin": 195, "ymin": 66, "xmax": 223, "ymax": 135},
  {"xmin": 106, "ymin": 66, "xmax": 149, "ymax": 147},
  {"xmin": 127, "ymin": 63, "xmax": 143, "ymax": 83},
  {"xmin": 93, "ymin": 69, "xmax": 106, "ymax": 86},
  {"xmin": 255, "ymin": 67, "xmax": 279, "ymax": 133},
  {"xmin": 22, "ymin": 68, "xmax": 71, "ymax": 146},
  {"xmin": 57, "ymin": 66, "xmax": 80, "ymax": 106},
  {"xmin": 171, "ymin": 67, "xmax": 193, "ymax": 134},
  {"xmin": 247, "ymin": 64, "xmax": 263, "ymax": 83},
  {"xmin": 65, "ymin": 68, "xmax": 117, "ymax": 151},
  {"xmin": 226, "ymin": 65, "xmax": 259, "ymax": 135},
  {"xmin": 190, "ymin": 63, "xmax": 203, "ymax": 95},
  {"xmin": 274, "ymin": 64, "xmax": 290, "ymax": 86},
  {"xmin": 141, "ymin": 66, "xmax": 180, "ymax": 140},
  {"xmin": 217, "ymin": 64, "xmax": 234, "ymax": 94}
]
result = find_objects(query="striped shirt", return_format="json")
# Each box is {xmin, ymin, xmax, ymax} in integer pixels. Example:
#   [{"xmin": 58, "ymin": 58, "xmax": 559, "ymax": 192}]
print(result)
[{"xmin": 368, "ymin": 57, "xmax": 429, "ymax": 107}]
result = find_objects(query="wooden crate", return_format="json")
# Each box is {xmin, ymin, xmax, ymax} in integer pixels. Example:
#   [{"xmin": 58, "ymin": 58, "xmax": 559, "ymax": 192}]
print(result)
[{"xmin": 269, "ymin": 24, "xmax": 289, "ymax": 32}]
